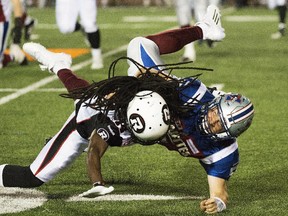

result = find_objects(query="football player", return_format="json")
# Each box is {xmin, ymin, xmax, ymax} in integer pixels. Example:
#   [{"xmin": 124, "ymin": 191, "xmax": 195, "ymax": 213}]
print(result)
[
  {"xmin": 55, "ymin": 0, "xmax": 103, "ymax": 70},
  {"xmin": 0, "ymin": 6, "xmax": 254, "ymax": 214},
  {"xmin": 174, "ymin": 0, "xmax": 221, "ymax": 62},
  {"xmin": 0, "ymin": 0, "xmax": 28, "ymax": 68},
  {"xmin": 268, "ymin": 0, "xmax": 287, "ymax": 39}
]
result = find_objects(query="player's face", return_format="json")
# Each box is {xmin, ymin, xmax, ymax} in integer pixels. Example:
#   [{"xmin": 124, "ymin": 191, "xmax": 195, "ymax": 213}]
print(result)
[{"xmin": 207, "ymin": 106, "xmax": 224, "ymax": 134}]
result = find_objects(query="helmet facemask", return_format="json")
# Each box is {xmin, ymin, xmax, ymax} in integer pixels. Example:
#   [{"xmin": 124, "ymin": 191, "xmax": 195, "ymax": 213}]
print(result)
[{"xmin": 198, "ymin": 94, "xmax": 254, "ymax": 140}]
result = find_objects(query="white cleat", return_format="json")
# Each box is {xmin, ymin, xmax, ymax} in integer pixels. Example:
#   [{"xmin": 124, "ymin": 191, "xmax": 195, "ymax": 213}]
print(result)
[
  {"xmin": 9, "ymin": 44, "xmax": 28, "ymax": 65},
  {"xmin": 181, "ymin": 42, "xmax": 196, "ymax": 62},
  {"xmin": 91, "ymin": 57, "xmax": 104, "ymax": 70},
  {"xmin": 23, "ymin": 42, "xmax": 72, "ymax": 74},
  {"xmin": 196, "ymin": 5, "xmax": 225, "ymax": 41}
]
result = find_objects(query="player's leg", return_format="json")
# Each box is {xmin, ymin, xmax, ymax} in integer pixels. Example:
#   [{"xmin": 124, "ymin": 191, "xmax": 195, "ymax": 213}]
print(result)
[
  {"xmin": 0, "ymin": 21, "xmax": 12, "ymax": 68},
  {"xmin": 127, "ymin": 37, "xmax": 166, "ymax": 77},
  {"xmin": 0, "ymin": 113, "xmax": 88, "ymax": 187},
  {"xmin": 174, "ymin": 0, "xmax": 196, "ymax": 62},
  {"xmin": 56, "ymin": 0, "xmax": 79, "ymax": 34},
  {"xmin": 271, "ymin": 0, "xmax": 286, "ymax": 39},
  {"xmin": 80, "ymin": 0, "xmax": 103, "ymax": 70}
]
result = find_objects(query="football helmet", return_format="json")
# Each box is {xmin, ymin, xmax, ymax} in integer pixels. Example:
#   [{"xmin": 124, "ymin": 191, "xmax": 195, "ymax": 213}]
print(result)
[
  {"xmin": 127, "ymin": 90, "xmax": 170, "ymax": 142},
  {"xmin": 198, "ymin": 93, "xmax": 254, "ymax": 140}
]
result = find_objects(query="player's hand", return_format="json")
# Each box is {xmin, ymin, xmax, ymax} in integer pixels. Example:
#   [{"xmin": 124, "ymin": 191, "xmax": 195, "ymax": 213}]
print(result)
[
  {"xmin": 78, "ymin": 185, "xmax": 114, "ymax": 198},
  {"xmin": 200, "ymin": 198, "xmax": 218, "ymax": 214}
]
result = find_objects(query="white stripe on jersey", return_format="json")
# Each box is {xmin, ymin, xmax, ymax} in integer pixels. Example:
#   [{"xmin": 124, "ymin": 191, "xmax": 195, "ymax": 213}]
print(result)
[
  {"xmin": 184, "ymin": 82, "xmax": 207, "ymax": 105},
  {"xmin": 200, "ymin": 142, "xmax": 238, "ymax": 164}
]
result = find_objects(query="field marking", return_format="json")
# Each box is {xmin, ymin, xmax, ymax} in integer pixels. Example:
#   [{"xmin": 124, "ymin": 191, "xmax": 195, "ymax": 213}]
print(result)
[
  {"xmin": 0, "ymin": 187, "xmax": 47, "ymax": 214},
  {"xmin": 224, "ymin": 15, "xmax": 277, "ymax": 22},
  {"xmin": 67, "ymin": 194, "xmax": 204, "ymax": 202},
  {"xmin": 0, "ymin": 45, "xmax": 127, "ymax": 106}
]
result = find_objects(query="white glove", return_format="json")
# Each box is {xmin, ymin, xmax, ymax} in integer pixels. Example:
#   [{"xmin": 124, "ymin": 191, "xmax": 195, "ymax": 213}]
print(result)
[{"xmin": 79, "ymin": 185, "xmax": 114, "ymax": 198}]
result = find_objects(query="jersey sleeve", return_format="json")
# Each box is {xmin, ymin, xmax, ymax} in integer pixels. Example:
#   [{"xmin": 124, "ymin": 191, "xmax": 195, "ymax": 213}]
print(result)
[
  {"xmin": 199, "ymin": 148, "xmax": 239, "ymax": 180},
  {"xmin": 93, "ymin": 113, "xmax": 123, "ymax": 147}
]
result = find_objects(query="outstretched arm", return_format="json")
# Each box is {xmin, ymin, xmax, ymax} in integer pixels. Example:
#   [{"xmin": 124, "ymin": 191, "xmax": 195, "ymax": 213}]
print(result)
[
  {"xmin": 78, "ymin": 130, "xmax": 114, "ymax": 197},
  {"xmin": 200, "ymin": 175, "xmax": 228, "ymax": 214},
  {"xmin": 87, "ymin": 129, "xmax": 109, "ymax": 184}
]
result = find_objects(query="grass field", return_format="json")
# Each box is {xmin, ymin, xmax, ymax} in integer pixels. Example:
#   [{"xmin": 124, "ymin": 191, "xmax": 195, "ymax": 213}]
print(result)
[{"xmin": 0, "ymin": 4, "xmax": 287, "ymax": 216}]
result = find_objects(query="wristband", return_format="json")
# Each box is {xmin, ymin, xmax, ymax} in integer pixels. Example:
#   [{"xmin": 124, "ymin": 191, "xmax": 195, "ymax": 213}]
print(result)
[{"xmin": 214, "ymin": 197, "xmax": 226, "ymax": 212}]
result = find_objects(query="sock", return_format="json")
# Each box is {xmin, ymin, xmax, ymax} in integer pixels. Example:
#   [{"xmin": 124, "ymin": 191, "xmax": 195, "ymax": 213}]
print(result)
[
  {"xmin": 87, "ymin": 30, "xmax": 101, "ymax": 49},
  {"xmin": 146, "ymin": 26, "xmax": 203, "ymax": 55}
]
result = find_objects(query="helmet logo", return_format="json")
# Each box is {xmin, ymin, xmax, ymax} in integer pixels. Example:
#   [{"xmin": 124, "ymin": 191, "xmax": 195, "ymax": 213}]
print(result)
[
  {"xmin": 162, "ymin": 104, "xmax": 170, "ymax": 124},
  {"xmin": 129, "ymin": 113, "xmax": 145, "ymax": 133},
  {"xmin": 225, "ymin": 94, "xmax": 242, "ymax": 104}
]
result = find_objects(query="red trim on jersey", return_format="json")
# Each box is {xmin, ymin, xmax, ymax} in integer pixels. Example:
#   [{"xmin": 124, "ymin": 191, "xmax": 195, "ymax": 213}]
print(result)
[{"xmin": 146, "ymin": 26, "xmax": 203, "ymax": 55}]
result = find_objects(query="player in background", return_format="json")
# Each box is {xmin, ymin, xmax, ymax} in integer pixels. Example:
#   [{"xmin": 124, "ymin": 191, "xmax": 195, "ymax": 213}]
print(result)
[
  {"xmin": 0, "ymin": 0, "xmax": 28, "ymax": 69},
  {"xmin": 174, "ymin": 0, "xmax": 220, "ymax": 62},
  {"xmin": 268, "ymin": 0, "xmax": 287, "ymax": 39},
  {"xmin": 55, "ymin": 0, "xmax": 103, "ymax": 70},
  {"xmin": 0, "ymin": 5, "xmax": 254, "ymax": 214}
]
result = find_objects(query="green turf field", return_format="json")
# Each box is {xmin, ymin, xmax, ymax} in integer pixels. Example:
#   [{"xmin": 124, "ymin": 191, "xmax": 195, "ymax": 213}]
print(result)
[{"xmin": 0, "ymin": 5, "xmax": 287, "ymax": 216}]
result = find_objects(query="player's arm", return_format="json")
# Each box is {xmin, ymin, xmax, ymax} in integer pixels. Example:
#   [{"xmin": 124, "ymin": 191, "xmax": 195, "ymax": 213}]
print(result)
[
  {"xmin": 11, "ymin": 0, "xmax": 23, "ymax": 17},
  {"xmin": 87, "ymin": 129, "xmax": 108, "ymax": 184},
  {"xmin": 200, "ymin": 175, "xmax": 228, "ymax": 214},
  {"xmin": 79, "ymin": 129, "xmax": 114, "ymax": 197}
]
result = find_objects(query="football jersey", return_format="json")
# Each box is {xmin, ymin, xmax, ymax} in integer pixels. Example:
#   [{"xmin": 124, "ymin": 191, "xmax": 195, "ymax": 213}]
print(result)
[{"xmin": 160, "ymin": 78, "xmax": 239, "ymax": 180}]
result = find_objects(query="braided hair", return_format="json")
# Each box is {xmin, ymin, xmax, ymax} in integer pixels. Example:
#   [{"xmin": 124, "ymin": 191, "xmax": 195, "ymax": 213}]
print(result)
[{"xmin": 61, "ymin": 57, "xmax": 213, "ymax": 123}]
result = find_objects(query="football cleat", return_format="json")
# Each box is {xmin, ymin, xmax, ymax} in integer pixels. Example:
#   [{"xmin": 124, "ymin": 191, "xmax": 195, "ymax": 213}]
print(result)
[
  {"xmin": 91, "ymin": 57, "xmax": 104, "ymax": 70},
  {"xmin": 181, "ymin": 42, "xmax": 196, "ymax": 62},
  {"xmin": 9, "ymin": 44, "xmax": 28, "ymax": 65},
  {"xmin": 24, "ymin": 18, "xmax": 37, "ymax": 41},
  {"xmin": 23, "ymin": 42, "xmax": 72, "ymax": 74},
  {"xmin": 196, "ymin": 5, "xmax": 225, "ymax": 41}
]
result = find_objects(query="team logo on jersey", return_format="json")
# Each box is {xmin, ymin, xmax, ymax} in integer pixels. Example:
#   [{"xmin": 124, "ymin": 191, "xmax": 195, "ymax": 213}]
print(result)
[
  {"xmin": 97, "ymin": 128, "xmax": 110, "ymax": 141},
  {"xmin": 129, "ymin": 113, "xmax": 145, "ymax": 133}
]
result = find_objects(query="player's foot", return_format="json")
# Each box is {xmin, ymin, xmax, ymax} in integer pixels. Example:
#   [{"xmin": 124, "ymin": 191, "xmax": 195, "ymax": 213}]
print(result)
[
  {"xmin": 9, "ymin": 44, "xmax": 28, "ymax": 66},
  {"xmin": 91, "ymin": 58, "xmax": 104, "ymax": 70},
  {"xmin": 91, "ymin": 48, "xmax": 104, "ymax": 70},
  {"xmin": 181, "ymin": 42, "xmax": 196, "ymax": 62},
  {"xmin": 196, "ymin": 5, "xmax": 225, "ymax": 41},
  {"xmin": 271, "ymin": 26, "xmax": 285, "ymax": 40},
  {"xmin": 25, "ymin": 18, "xmax": 37, "ymax": 41},
  {"xmin": 23, "ymin": 42, "xmax": 72, "ymax": 74}
]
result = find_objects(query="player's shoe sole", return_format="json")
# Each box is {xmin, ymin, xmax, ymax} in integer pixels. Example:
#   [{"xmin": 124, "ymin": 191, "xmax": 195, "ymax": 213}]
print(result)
[{"xmin": 23, "ymin": 42, "xmax": 72, "ymax": 74}]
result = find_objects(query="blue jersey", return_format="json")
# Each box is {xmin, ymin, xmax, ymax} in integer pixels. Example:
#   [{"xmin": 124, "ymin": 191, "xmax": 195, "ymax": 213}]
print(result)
[{"xmin": 161, "ymin": 78, "xmax": 239, "ymax": 180}]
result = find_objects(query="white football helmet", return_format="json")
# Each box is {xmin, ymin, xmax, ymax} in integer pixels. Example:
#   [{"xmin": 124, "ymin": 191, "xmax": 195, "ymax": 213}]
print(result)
[
  {"xmin": 198, "ymin": 93, "xmax": 254, "ymax": 140},
  {"xmin": 127, "ymin": 90, "xmax": 171, "ymax": 142}
]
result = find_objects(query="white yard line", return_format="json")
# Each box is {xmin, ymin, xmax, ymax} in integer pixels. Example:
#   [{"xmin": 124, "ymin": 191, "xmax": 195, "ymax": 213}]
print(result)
[
  {"xmin": 0, "ymin": 45, "xmax": 127, "ymax": 106},
  {"xmin": 67, "ymin": 194, "xmax": 204, "ymax": 202}
]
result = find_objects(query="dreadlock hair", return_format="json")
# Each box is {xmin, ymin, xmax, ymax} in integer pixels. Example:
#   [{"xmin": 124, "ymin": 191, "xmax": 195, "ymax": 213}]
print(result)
[{"xmin": 61, "ymin": 57, "xmax": 213, "ymax": 124}]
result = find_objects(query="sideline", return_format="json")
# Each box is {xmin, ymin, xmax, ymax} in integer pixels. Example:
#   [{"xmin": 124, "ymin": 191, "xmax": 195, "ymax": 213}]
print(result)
[{"xmin": 0, "ymin": 45, "xmax": 127, "ymax": 106}]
